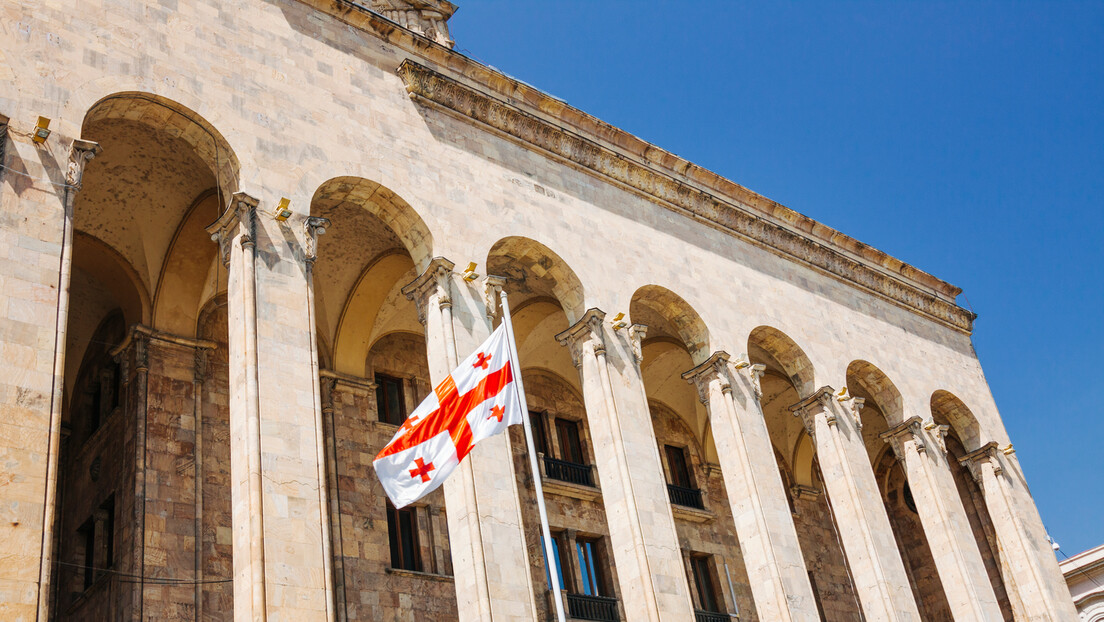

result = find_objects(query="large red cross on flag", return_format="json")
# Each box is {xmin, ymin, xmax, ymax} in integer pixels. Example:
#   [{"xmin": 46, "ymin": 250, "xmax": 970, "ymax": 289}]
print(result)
[{"xmin": 374, "ymin": 323, "xmax": 524, "ymax": 508}]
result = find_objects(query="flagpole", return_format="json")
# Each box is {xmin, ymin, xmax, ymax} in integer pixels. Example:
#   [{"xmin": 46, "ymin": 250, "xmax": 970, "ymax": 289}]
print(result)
[{"xmin": 499, "ymin": 289, "xmax": 568, "ymax": 622}]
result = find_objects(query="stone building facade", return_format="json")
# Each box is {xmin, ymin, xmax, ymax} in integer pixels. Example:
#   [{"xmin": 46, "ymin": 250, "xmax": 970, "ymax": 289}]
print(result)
[{"xmin": 0, "ymin": 1, "xmax": 1078, "ymax": 620}]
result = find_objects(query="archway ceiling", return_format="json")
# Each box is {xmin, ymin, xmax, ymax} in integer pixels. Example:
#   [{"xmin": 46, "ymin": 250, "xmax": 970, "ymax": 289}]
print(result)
[
  {"xmin": 64, "ymin": 266, "xmax": 124, "ymax": 404},
  {"xmin": 312, "ymin": 201, "xmax": 406, "ymax": 343},
  {"xmin": 75, "ymin": 118, "xmax": 218, "ymax": 297},
  {"xmin": 759, "ymin": 373, "xmax": 804, "ymax": 463},
  {"xmin": 514, "ymin": 302, "xmax": 579, "ymax": 394},
  {"xmin": 641, "ymin": 341, "xmax": 702, "ymax": 439}
]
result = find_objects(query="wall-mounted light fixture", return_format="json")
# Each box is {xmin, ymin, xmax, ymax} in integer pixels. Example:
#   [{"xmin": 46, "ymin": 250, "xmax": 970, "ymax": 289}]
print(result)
[
  {"xmin": 462, "ymin": 262, "xmax": 479, "ymax": 281},
  {"xmin": 733, "ymin": 354, "xmax": 751, "ymax": 370},
  {"xmin": 610, "ymin": 312, "xmax": 628, "ymax": 330},
  {"xmin": 274, "ymin": 197, "xmax": 292, "ymax": 222},
  {"xmin": 32, "ymin": 116, "xmax": 51, "ymax": 144}
]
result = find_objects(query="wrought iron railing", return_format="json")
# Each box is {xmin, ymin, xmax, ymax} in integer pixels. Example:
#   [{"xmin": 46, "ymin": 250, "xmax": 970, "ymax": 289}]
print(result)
[
  {"xmin": 544, "ymin": 456, "xmax": 594, "ymax": 487},
  {"xmin": 694, "ymin": 610, "xmax": 732, "ymax": 622},
  {"xmin": 566, "ymin": 593, "xmax": 619, "ymax": 621},
  {"xmin": 667, "ymin": 483, "xmax": 704, "ymax": 509}
]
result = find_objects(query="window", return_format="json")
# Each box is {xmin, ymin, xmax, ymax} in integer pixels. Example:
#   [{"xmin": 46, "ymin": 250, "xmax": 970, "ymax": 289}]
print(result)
[
  {"xmin": 386, "ymin": 502, "xmax": 422, "ymax": 571},
  {"xmin": 665, "ymin": 445, "xmax": 693, "ymax": 489},
  {"xmin": 375, "ymin": 374, "xmax": 407, "ymax": 425},
  {"xmin": 575, "ymin": 537, "xmax": 607, "ymax": 597},
  {"xmin": 690, "ymin": 555, "xmax": 720, "ymax": 613},
  {"xmin": 530, "ymin": 411, "xmax": 549, "ymax": 455},
  {"xmin": 78, "ymin": 518, "xmax": 95, "ymax": 590},
  {"xmin": 100, "ymin": 495, "xmax": 115, "ymax": 571},
  {"xmin": 542, "ymin": 533, "xmax": 568, "ymax": 591},
  {"xmin": 556, "ymin": 419, "xmax": 584, "ymax": 465}
]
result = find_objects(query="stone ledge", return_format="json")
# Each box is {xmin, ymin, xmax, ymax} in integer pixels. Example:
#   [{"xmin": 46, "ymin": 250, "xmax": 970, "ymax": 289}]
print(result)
[
  {"xmin": 541, "ymin": 478, "xmax": 602, "ymax": 502},
  {"xmin": 397, "ymin": 60, "xmax": 976, "ymax": 334},
  {"xmin": 385, "ymin": 567, "xmax": 454, "ymax": 583},
  {"xmin": 671, "ymin": 504, "xmax": 716, "ymax": 524}
]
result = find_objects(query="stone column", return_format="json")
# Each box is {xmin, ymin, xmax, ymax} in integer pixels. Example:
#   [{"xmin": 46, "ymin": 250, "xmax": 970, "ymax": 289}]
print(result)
[
  {"xmin": 960, "ymin": 443, "xmax": 1079, "ymax": 621},
  {"xmin": 682, "ymin": 352, "xmax": 820, "ymax": 622},
  {"xmin": 401, "ymin": 259, "xmax": 537, "ymax": 621},
  {"xmin": 790, "ymin": 387, "xmax": 921, "ymax": 621},
  {"xmin": 207, "ymin": 194, "xmax": 334, "ymax": 621},
  {"xmin": 881, "ymin": 417, "xmax": 1003, "ymax": 620},
  {"xmin": 556, "ymin": 309, "xmax": 694, "ymax": 622}
]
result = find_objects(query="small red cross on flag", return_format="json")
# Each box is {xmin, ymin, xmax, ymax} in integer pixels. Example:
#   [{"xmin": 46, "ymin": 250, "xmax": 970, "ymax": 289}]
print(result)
[{"xmin": 374, "ymin": 324, "xmax": 525, "ymax": 508}]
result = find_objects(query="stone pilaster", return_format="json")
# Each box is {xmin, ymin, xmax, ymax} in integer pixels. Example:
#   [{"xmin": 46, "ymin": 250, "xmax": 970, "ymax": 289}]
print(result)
[
  {"xmin": 790, "ymin": 387, "xmax": 921, "ymax": 620},
  {"xmin": 682, "ymin": 351, "xmax": 820, "ymax": 621},
  {"xmin": 208, "ymin": 193, "xmax": 334, "ymax": 621},
  {"xmin": 557, "ymin": 309, "xmax": 693, "ymax": 622},
  {"xmin": 960, "ymin": 443, "xmax": 1079, "ymax": 621},
  {"xmin": 881, "ymin": 417, "xmax": 1003, "ymax": 620},
  {"xmin": 402, "ymin": 258, "xmax": 538, "ymax": 621}
]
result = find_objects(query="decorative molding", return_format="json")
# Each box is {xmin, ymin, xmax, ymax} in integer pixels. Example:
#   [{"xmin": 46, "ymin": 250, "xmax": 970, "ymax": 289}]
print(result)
[
  {"xmin": 367, "ymin": 0, "xmax": 456, "ymax": 48},
  {"xmin": 959, "ymin": 441, "xmax": 1003, "ymax": 485},
  {"xmin": 628, "ymin": 324, "xmax": 647, "ymax": 364},
  {"xmin": 304, "ymin": 216, "xmax": 331, "ymax": 265},
  {"xmin": 790, "ymin": 484, "xmax": 821, "ymax": 502},
  {"xmin": 743, "ymin": 363, "xmax": 767, "ymax": 399},
  {"xmin": 789, "ymin": 386, "xmax": 837, "ymax": 439},
  {"xmin": 481, "ymin": 275, "xmax": 506, "ymax": 320},
  {"xmin": 555, "ymin": 308, "xmax": 606, "ymax": 368},
  {"xmin": 401, "ymin": 256, "xmax": 455, "ymax": 325},
  {"xmin": 924, "ymin": 420, "xmax": 950, "ymax": 455},
  {"xmin": 397, "ymin": 59, "xmax": 975, "ymax": 333},
  {"xmin": 66, "ymin": 139, "xmax": 101, "ymax": 190},
  {"xmin": 881, "ymin": 416, "xmax": 926, "ymax": 463},
  {"xmin": 671, "ymin": 503, "xmax": 716, "ymax": 524},
  {"xmin": 206, "ymin": 192, "xmax": 260, "ymax": 267},
  {"xmin": 847, "ymin": 396, "xmax": 865, "ymax": 430},
  {"xmin": 681, "ymin": 350, "xmax": 732, "ymax": 405}
]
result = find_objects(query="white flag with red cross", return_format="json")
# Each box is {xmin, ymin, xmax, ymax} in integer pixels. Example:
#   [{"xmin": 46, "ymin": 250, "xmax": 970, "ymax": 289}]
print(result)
[{"xmin": 373, "ymin": 323, "xmax": 524, "ymax": 508}]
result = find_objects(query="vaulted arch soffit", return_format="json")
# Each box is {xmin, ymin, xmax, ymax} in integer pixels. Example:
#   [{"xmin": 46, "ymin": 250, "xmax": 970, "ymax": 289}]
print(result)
[
  {"xmin": 930, "ymin": 390, "xmax": 984, "ymax": 453},
  {"xmin": 486, "ymin": 236, "xmax": 586, "ymax": 326}
]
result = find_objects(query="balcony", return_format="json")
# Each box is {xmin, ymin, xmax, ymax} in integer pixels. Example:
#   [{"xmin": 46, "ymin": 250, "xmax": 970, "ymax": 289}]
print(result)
[
  {"xmin": 694, "ymin": 610, "xmax": 733, "ymax": 622},
  {"xmin": 544, "ymin": 456, "xmax": 594, "ymax": 487},
  {"xmin": 667, "ymin": 483, "xmax": 704, "ymax": 509},
  {"xmin": 566, "ymin": 593, "xmax": 620, "ymax": 621}
]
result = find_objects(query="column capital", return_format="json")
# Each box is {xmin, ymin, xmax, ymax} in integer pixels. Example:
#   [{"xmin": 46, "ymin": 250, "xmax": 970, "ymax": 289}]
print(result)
[
  {"xmin": 788, "ymin": 385, "xmax": 837, "ymax": 438},
  {"xmin": 206, "ymin": 192, "xmax": 260, "ymax": 267},
  {"xmin": 481, "ymin": 275, "xmax": 507, "ymax": 320},
  {"xmin": 880, "ymin": 415, "xmax": 926, "ymax": 463},
  {"xmin": 959, "ymin": 441, "xmax": 1003, "ymax": 484},
  {"xmin": 628, "ymin": 324, "xmax": 647, "ymax": 364},
  {"xmin": 555, "ymin": 308, "xmax": 606, "ymax": 366},
  {"xmin": 400, "ymin": 256, "xmax": 456, "ymax": 325},
  {"xmin": 66, "ymin": 139, "xmax": 101, "ymax": 190},
  {"xmin": 303, "ymin": 216, "xmax": 331, "ymax": 265},
  {"xmin": 681, "ymin": 350, "xmax": 731, "ymax": 404}
]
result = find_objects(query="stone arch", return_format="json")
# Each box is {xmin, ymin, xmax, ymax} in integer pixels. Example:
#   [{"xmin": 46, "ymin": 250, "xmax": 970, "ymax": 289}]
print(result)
[
  {"xmin": 747, "ymin": 326, "xmax": 816, "ymax": 398},
  {"xmin": 930, "ymin": 390, "xmax": 983, "ymax": 452},
  {"xmin": 81, "ymin": 92, "xmax": 240, "ymax": 203},
  {"xmin": 629, "ymin": 285, "xmax": 710, "ymax": 365},
  {"xmin": 486, "ymin": 236, "xmax": 585, "ymax": 324},
  {"xmin": 846, "ymin": 359, "xmax": 905, "ymax": 426},
  {"xmin": 152, "ymin": 190, "xmax": 223, "ymax": 336},
  {"xmin": 311, "ymin": 176, "xmax": 434, "ymax": 271}
]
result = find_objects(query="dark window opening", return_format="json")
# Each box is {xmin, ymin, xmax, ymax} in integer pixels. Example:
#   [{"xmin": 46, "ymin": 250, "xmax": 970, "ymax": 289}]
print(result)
[
  {"xmin": 530, "ymin": 410, "xmax": 549, "ymax": 455},
  {"xmin": 101, "ymin": 495, "xmax": 115, "ymax": 571},
  {"xmin": 556, "ymin": 419, "xmax": 584, "ymax": 465},
  {"xmin": 375, "ymin": 374, "xmax": 407, "ymax": 426},
  {"xmin": 89, "ymin": 384, "xmax": 102, "ymax": 434},
  {"xmin": 691, "ymin": 555, "xmax": 721, "ymax": 613},
  {"xmin": 108, "ymin": 361, "xmax": 121, "ymax": 411},
  {"xmin": 665, "ymin": 445, "xmax": 693, "ymax": 488},
  {"xmin": 386, "ymin": 502, "xmax": 422, "ymax": 572},
  {"xmin": 903, "ymin": 480, "xmax": 918, "ymax": 514},
  {"xmin": 78, "ymin": 518, "xmax": 95, "ymax": 590}
]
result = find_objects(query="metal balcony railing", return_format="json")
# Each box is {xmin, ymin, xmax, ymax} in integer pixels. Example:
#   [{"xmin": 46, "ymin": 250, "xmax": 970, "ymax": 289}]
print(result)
[
  {"xmin": 667, "ymin": 484, "xmax": 704, "ymax": 509},
  {"xmin": 565, "ymin": 593, "xmax": 619, "ymax": 621},
  {"xmin": 544, "ymin": 456, "xmax": 594, "ymax": 487},
  {"xmin": 694, "ymin": 610, "xmax": 732, "ymax": 622}
]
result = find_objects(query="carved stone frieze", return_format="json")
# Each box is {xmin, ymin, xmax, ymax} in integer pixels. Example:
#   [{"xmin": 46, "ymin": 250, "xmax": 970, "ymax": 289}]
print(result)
[
  {"xmin": 555, "ymin": 308, "xmax": 606, "ymax": 368},
  {"xmin": 400, "ymin": 256, "xmax": 455, "ymax": 325},
  {"xmin": 66, "ymin": 139, "xmax": 101, "ymax": 190},
  {"xmin": 397, "ymin": 59, "xmax": 975, "ymax": 333},
  {"xmin": 369, "ymin": 0, "xmax": 456, "ymax": 48}
]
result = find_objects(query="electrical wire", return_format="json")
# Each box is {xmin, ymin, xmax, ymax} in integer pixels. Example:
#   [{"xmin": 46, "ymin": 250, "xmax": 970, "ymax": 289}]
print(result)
[{"xmin": 54, "ymin": 560, "xmax": 232, "ymax": 585}]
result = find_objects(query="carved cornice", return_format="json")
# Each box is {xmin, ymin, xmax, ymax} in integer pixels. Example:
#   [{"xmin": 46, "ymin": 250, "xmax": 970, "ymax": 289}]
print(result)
[
  {"xmin": 681, "ymin": 350, "xmax": 732, "ymax": 404},
  {"xmin": 881, "ymin": 415, "xmax": 926, "ymax": 463},
  {"xmin": 959, "ymin": 441, "xmax": 1003, "ymax": 484},
  {"xmin": 789, "ymin": 386, "xmax": 837, "ymax": 438},
  {"xmin": 397, "ymin": 59, "xmax": 975, "ymax": 333},
  {"xmin": 401, "ymin": 256, "xmax": 455, "ymax": 324},
  {"xmin": 555, "ymin": 308, "xmax": 606, "ymax": 367},
  {"xmin": 482, "ymin": 275, "xmax": 507, "ymax": 320}
]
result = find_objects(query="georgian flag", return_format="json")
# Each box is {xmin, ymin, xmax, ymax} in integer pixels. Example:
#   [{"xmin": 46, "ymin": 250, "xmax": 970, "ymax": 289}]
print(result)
[{"xmin": 374, "ymin": 324, "xmax": 524, "ymax": 508}]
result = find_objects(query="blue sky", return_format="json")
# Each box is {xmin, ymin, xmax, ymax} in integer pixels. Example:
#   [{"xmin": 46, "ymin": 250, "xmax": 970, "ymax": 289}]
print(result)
[{"xmin": 448, "ymin": 2, "xmax": 1104, "ymax": 556}]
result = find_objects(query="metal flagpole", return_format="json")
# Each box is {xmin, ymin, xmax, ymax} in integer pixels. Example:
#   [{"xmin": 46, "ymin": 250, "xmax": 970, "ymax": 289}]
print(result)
[{"xmin": 499, "ymin": 289, "xmax": 568, "ymax": 622}]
